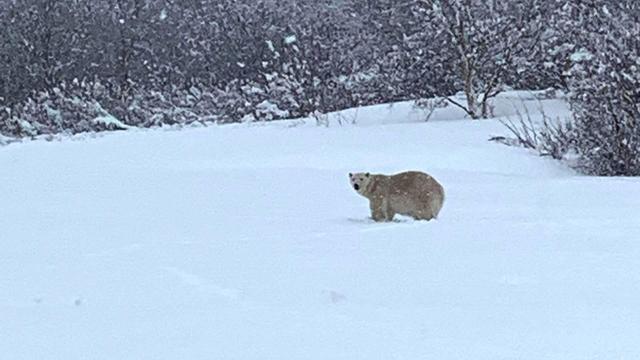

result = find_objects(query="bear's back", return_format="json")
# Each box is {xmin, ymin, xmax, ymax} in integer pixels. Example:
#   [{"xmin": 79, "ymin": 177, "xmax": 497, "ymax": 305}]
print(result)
[
  {"xmin": 389, "ymin": 171, "xmax": 438, "ymax": 190},
  {"xmin": 388, "ymin": 171, "xmax": 444, "ymax": 202}
]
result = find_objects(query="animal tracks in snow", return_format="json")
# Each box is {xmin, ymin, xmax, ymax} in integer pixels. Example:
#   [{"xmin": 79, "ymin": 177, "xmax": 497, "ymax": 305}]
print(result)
[
  {"xmin": 162, "ymin": 266, "xmax": 239, "ymax": 300},
  {"xmin": 312, "ymin": 217, "xmax": 424, "ymax": 240},
  {"xmin": 321, "ymin": 289, "xmax": 347, "ymax": 304}
]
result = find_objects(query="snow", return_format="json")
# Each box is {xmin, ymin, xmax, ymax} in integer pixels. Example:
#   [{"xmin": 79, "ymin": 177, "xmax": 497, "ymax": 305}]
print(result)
[
  {"xmin": 256, "ymin": 100, "xmax": 289, "ymax": 120},
  {"xmin": 92, "ymin": 103, "xmax": 131, "ymax": 130},
  {"xmin": 92, "ymin": 115, "xmax": 131, "ymax": 130},
  {"xmin": 18, "ymin": 119, "xmax": 37, "ymax": 135},
  {"xmin": 284, "ymin": 35, "xmax": 297, "ymax": 44},
  {"xmin": 0, "ymin": 133, "xmax": 14, "ymax": 145},
  {"xmin": 1, "ymin": 92, "xmax": 639, "ymax": 359},
  {"xmin": 265, "ymin": 40, "xmax": 276, "ymax": 53},
  {"xmin": 276, "ymin": 90, "xmax": 570, "ymax": 127},
  {"xmin": 570, "ymin": 50, "xmax": 594, "ymax": 62}
]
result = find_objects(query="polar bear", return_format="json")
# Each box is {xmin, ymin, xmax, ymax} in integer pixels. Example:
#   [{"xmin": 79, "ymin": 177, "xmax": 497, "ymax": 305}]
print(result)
[{"xmin": 349, "ymin": 171, "xmax": 445, "ymax": 222}]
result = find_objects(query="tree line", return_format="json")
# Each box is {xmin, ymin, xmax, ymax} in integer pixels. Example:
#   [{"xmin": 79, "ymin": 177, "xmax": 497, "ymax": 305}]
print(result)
[{"xmin": 1, "ymin": 0, "xmax": 638, "ymax": 175}]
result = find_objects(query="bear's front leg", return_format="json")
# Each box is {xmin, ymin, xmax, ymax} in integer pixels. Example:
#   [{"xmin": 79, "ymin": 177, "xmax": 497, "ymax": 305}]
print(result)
[
  {"xmin": 384, "ymin": 203, "xmax": 395, "ymax": 222},
  {"xmin": 369, "ymin": 198, "xmax": 386, "ymax": 222}
]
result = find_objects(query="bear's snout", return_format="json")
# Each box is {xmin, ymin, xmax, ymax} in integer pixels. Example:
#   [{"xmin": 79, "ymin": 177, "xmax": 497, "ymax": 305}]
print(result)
[{"xmin": 353, "ymin": 184, "xmax": 360, "ymax": 191}]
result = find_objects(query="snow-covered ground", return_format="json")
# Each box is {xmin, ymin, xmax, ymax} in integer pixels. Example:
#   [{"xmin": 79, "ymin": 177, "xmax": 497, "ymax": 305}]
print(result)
[{"xmin": 1, "ymin": 92, "xmax": 639, "ymax": 359}]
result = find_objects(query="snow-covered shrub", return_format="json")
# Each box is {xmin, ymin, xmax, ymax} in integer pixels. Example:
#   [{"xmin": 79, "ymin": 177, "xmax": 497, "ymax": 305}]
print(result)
[
  {"xmin": 497, "ymin": 105, "xmax": 573, "ymax": 161},
  {"xmin": 410, "ymin": 0, "xmax": 547, "ymax": 119},
  {"xmin": 558, "ymin": 3, "xmax": 640, "ymax": 176},
  {"xmin": 238, "ymin": 79, "xmax": 295, "ymax": 122},
  {"xmin": 415, "ymin": 97, "xmax": 449, "ymax": 122},
  {"xmin": 212, "ymin": 81, "xmax": 254, "ymax": 124},
  {"xmin": 1, "ymin": 81, "xmax": 126, "ymax": 138},
  {"xmin": 1, "ymin": 79, "xmax": 282, "ymax": 140},
  {"xmin": 566, "ymin": 70, "xmax": 640, "ymax": 175},
  {"xmin": 127, "ymin": 86, "xmax": 215, "ymax": 127},
  {"xmin": 498, "ymin": 2, "xmax": 640, "ymax": 176},
  {"xmin": 126, "ymin": 80, "xmax": 293, "ymax": 126}
]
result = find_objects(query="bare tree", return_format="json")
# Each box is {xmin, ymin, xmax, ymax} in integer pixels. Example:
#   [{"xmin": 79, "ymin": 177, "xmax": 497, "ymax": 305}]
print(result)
[{"xmin": 420, "ymin": 0, "xmax": 545, "ymax": 119}]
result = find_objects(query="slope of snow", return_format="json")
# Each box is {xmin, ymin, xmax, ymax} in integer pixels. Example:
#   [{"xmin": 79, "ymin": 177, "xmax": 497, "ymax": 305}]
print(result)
[
  {"xmin": 270, "ymin": 90, "xmax": 570, "ymax": 127},
  {"xmin": 1, "ymin": 93, "xmax": 639, "ymax": 359}
]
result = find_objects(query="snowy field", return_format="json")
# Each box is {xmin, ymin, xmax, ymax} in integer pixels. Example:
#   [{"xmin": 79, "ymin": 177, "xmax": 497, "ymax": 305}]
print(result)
[{"xmin": 2, "ymin": 92, "xmax": 640, "ymax": 359}]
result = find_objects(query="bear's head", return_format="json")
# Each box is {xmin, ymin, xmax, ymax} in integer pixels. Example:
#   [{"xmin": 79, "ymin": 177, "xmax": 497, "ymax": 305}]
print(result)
[{"xmin": 349, "ymin": 172, "xmax": 371, "ymax": 195}]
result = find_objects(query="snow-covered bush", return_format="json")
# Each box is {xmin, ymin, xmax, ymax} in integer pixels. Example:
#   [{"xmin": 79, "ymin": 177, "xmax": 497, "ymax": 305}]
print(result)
[
  {"xmin": 498, "ymin": 2, "xmax": 640, "ymax": 176},
  {"xmin": 236, "ymin": 79, "xmax": 296, "ymax": 122},
  {"xmin": 2, "ymin": 0, "xmax": 639, "ymax": 149},
  {"xmin": 551, "ymin": 2, "xmax": 640, "ymax": 176},
  {"xmin": 566, "ymin": 66, "xmax": 640, "ymax": 174},
  {"xmin": 1, "ymin": 81, "xmax": 126, "ymax": 138},
  {"xmin": 497, "ymin": 105, "xmax": 573, "ymax": 161},
  {"xmin": 418, "ymin": 0, "xmax": 546, "ymax": 119},
  {"xmin": 127, "ymin": 86, "xmax": 222, "ymax": 126}
]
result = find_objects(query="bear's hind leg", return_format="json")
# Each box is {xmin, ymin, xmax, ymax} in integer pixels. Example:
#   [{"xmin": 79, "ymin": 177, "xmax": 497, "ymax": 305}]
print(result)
[
  {"xmin": 384, "ymin": 210, "xmax": 395, "ymax": 222},
  {"xmin": 413, "ymin": 210, "xmax": 434, "ymax": 221}
]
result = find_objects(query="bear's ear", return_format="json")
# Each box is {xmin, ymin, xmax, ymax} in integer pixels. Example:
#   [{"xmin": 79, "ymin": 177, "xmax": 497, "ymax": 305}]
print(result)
[
  {"xmin": 348, "ymin": 173, "xmax": 353, "ymax": 177},
  {"xmin": 365, "ymin": 172, "xmax": 370, "ymax": 177}
]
